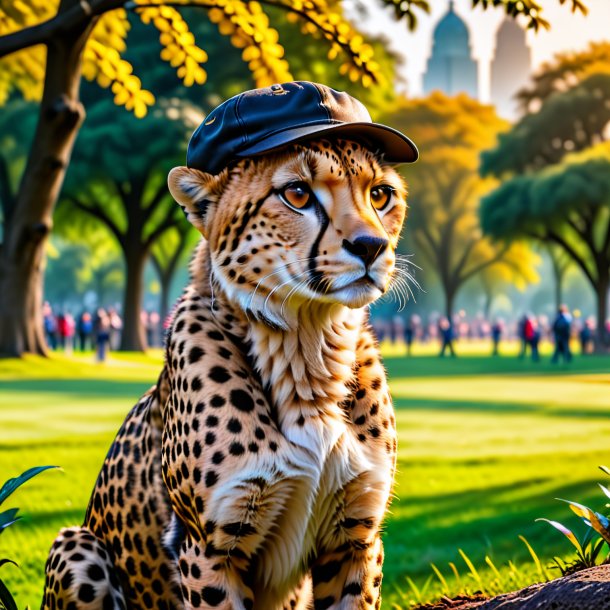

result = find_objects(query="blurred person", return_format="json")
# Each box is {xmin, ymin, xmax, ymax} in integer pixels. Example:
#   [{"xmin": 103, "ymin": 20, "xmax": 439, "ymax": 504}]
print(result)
[
  {"xmin": 517, "ymin": 314, "xmax": 529, "ymax": 359},
  {"xmin": 149, "ymin": 310, "xmax": 161, "ymax": 347},
  {"xmin": 491, "ymin": 319, "xmax": 503, "ymax": 356},
  {"xmin": 141, "ymin": 310, "xmax": 150, "ymax": 347},
  {"xmin": 551, "ymin": 305, "xmax": 573, "ymax": 364},
  {"xmin": 77, "ymin": 311, "xmax": 93, "ymax": 351},
  {"xmin": 404, "ymin": 315, "xmax": 415, "ymax": 356},
  {"xmin": 439, "ymin": 317, "xmax": 455, "ymax": 358},
  {"xmin": 62, "ymin": 312, "xmax": 76, "ymax": 355},
  {"xmin": 530, "ymin": 318, "xmax": 541, "ymax": 363},
  {"xmin": 95, "ymin": 308, "xmax": 111, "ymax": 362},
  {"xmin": 108, "ymin": 308, "xmax": 123, "ymax": 350},
  {"xmin": 390, "ymin": 315, "xmax": 404, "ymax": 345},
  {"xmin": 580, "ymin": 318, "xmax": 594, "ymax": 355},
  {"xmin": 43, "ymin": 301, "xmax": 57, "ymax": 350},
  {"xmin": 56, "ymin": 313, "xmax": 67, "ymax": 350}
]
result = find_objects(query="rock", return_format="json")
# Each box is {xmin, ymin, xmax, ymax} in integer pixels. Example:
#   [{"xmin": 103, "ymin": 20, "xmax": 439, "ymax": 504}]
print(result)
[
  {"xmin": 415, "ymin": 564, "xmax": 610, "ymax": 610},
  {"xmin": 477, "ymin": 564, "xmax": 610, "ymax": 609}
]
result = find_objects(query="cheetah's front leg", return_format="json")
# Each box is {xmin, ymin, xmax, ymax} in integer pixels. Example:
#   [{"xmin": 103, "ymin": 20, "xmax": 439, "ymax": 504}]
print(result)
[{"xmin": 311, "ymin": 535, "xmax": 384, "ymax": 610}]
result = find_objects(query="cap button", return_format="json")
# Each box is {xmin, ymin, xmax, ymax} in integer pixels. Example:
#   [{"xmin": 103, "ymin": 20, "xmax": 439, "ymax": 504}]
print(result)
[{"xmin": 270, "ymin": 84, "xmax": 288, "ymax": 95}]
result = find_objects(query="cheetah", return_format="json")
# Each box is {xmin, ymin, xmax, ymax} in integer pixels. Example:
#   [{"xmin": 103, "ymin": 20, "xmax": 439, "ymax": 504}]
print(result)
[{"xmin": 43, "ymin": 84, "xmax": 412, "ymax": 610}]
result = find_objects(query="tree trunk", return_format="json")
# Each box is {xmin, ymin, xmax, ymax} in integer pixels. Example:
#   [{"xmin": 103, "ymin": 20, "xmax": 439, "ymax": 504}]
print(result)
[
  {"xmin": 0, "ymin": 1, "xmax": 91, "ymax": 357},
  {"xmin": 594, "ymin": 279, "xmax": 609, "ymax": 352},
  {"xmin": 120, "ymin": 248, "xmax": 147, "ymax": 352},
  {"xmin": 445, "ymin": 286, "xmax": 456, "ymax": 320},
  {"xmin": 159, "ymin": 272, "xmax": 171, "ymax": 326}
]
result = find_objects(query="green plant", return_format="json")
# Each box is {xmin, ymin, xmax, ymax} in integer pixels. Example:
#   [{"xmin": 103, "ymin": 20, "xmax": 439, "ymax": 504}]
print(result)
[
  {"xmin": 537, "ymin": 465, "xmax": 610, "ymax": 576},
  {"xmin": 392, "ymin": 537, "xmax": 547, "ymax": 609},
  {"xmin": 0, "ymin": 466, "xmax": 58, "ymax": 610}
]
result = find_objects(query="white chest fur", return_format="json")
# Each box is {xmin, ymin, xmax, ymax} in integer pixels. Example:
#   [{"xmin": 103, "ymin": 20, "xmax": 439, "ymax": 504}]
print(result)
[{"xmin": 245, "ymin": 306, "xmax": 375, "ymax": 600}]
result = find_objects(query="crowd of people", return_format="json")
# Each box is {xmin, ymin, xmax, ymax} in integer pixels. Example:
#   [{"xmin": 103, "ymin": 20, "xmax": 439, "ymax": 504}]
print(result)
[
  {"xmin": 42, "ymin": 302, "xmax": 163, "ymax": 361},
  {"xmin": 43, "ymin": 300, "xmax": 606, "ymax": 363},
  {"xmin": 371, "ymin": 306, "xmax": 606, "ymax": 361}
]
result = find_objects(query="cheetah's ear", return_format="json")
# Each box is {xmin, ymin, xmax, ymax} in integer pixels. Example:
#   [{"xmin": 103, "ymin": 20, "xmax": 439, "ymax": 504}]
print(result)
[{"xmin": 168, "ymin": 166, "xmax": 225, "ymax": 237}]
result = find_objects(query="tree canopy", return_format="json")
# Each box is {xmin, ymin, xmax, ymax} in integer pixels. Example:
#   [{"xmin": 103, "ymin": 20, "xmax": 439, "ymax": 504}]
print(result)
[
  {"xmin": 482, "ymin": 141, "xmax": 610, "ymax": 345},
  {"xmin": 383, "ymin": 92, "xmax": 537, "ymax": 318},
  {"xmin": 60, "ymin": 97, "xmax": 191, "ymax": 350},
  {"xmin": 481, "ymin": 72, "xmax": 610, "ymax": 176}
]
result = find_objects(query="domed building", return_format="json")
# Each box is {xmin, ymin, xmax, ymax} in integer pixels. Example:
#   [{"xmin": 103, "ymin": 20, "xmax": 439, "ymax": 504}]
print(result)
[
  {"xmin": 423, "ymin": 0, "xmax": 478, "ymax": 99},
  {"xmin": 490, "ymin": 18, "xmax": 531, "ymax": 119}
]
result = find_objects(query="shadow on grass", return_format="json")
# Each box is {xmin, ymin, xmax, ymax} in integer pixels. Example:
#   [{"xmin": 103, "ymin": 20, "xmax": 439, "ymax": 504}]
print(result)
[
  {"xmin": 384, "ymin": 354, "xmax": 610, "ymax": 379},
  {"xmin": 384, "ymin": 477, "xmax": 605, "ymax": 582},
  {"xmin": 393, "ymin": 396, "xmax": 610, "ymax": 419},
  {"xmin": 0, "ymin": 378, "xmax": 153, "ymax": 396}
]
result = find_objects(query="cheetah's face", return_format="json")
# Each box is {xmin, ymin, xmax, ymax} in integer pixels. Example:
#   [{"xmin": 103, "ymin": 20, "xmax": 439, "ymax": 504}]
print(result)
[{"xmin": 169, "ymin": 139, "xmax": 407, "ymax": 326}]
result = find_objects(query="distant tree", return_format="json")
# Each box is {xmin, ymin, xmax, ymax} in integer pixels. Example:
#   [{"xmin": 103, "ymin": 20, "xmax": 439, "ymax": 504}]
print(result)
[
  {"xmin": 545, "ymin": 243, "xmax": 572, "ymax": 311},
  {"xmin": 482, "ymin": 142, "xmax": 610, "ymax": 349},
  {"xmin": 382, "ymin": 92, "xmax": 538, "ymax": 318},
  {"xmin": 517, "ymin": 41, "xmax": 610, "ymax": 113},
  {"xmin": 60, "ymin": 98, "xmax": 190, "ymax": 350},
  {"xmin": 478, "ymin": 243, "xmax": 540, "ymax": 318},
  {"xmin": 150, "ymin": 219, "xmax": 198, "ymax": 323},
  {"xmin": 482, "ymin": 46, "xmax": 610, "ymax": 348},
  {"xmin": 482, "ymin": 72, "xmax": 610, "ymax": 176}
]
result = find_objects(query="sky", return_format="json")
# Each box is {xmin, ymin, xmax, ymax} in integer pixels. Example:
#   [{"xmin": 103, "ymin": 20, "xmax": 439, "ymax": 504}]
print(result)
[{"xmin": 344, "ymin": 0, "xmax": 610, "ymax": 100}]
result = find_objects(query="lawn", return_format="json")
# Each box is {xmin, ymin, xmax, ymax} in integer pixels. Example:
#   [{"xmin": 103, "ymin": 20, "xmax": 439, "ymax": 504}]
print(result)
[{"xmin": 1, "ymin": 343, "xmax": 610, "ymax": 609}]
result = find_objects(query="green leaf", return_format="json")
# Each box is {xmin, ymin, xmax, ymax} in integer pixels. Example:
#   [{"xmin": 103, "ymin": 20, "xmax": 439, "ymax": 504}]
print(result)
[
  {"xmin": 0, "ymin": 578, "xmax": 18, "ymax": 610},
  {"xmin": 0, "ymin": 560, "xmax": 17, "ymax": 570},
  {"xmin": 0, "ymin": 466, "xmax": 59, "ymax": 506},
  {"xmin": 536, "ymin": 518, "xmax": 582, "ymax": 553},
  {"xmin": 0, "ymin": 509, "xmax": 20, "ymax": 534}
]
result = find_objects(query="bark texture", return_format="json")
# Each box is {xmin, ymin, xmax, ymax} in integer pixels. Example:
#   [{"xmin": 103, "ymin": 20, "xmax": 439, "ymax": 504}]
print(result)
[{"xmin": 0, "ymin": 0, "xmax": 91, "ymax": 357}]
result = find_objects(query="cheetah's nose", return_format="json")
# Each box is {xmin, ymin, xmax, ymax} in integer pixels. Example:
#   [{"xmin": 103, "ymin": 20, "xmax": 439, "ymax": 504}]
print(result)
[{"xmin": 342, "ymin": 235, "xmax": 389, "ymax": 268}]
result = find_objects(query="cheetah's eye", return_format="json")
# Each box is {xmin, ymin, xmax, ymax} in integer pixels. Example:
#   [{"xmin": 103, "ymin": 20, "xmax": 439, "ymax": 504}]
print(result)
[
  {"xmin": 370, "ymin": 185, "xmax": 394, "ymax": 211},
  {"xmin": 279, "ymin": 182, "xmax": 313, "ymax": 211}
]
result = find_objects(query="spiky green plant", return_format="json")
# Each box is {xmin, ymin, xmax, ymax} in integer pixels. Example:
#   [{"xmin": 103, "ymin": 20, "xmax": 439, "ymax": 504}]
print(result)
[
  {"xmin": 0, "ymin": 466, "xmax": 58, "ymax": 610},
  {"xmin": 537, "ymin": 465, "xmax": 610, "ymax": 576}
]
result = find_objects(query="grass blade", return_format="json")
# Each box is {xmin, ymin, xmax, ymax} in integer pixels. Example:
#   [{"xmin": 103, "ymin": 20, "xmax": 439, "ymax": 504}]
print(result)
[
  {"xmin": 459, "ymin": 549, "xmax": 482, "ymax": 587},
  {"xmin": 430, "ymin": 563, "xmax": 449, "ymax": 593},
  {"xmin": 519, "ymin": 535, "xmax": 547, "ymax": 581}
]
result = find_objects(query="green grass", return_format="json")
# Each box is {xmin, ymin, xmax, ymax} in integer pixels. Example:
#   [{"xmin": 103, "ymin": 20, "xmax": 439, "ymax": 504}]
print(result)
[{"xmin": 1, "ymin": 344, "xmax": 610, "ymax": 608}]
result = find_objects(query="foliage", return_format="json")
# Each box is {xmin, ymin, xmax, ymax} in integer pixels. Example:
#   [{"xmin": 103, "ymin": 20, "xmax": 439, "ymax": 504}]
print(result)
[
  {"xmin": 481, "ymin": 141, "xmax": 610, "ymax": 343},
  {"xmin": 0, "ymin": 0, "xmax": 384, "ymax": 116},
  {"xmin": 0, "ymin": 99, "xmax": 37, "ymax": 228},
  {"xmin": 517, "ymin": 41, "xmax": 610, "ymax": 112},
  {"xmin": 382, "ymin": 92, "xmax": 538, "ymax": 316},
  {"xmin": 61, "ymin": 97, "xmax": 190, "ymax": 246},
  {"xmin": 482, "ymin": 72, "xmax": 610, "ymax": 176},
  {"xmin": 0, "ymin": 466, "xmax": 58, "ymax": 610},
  {"xmin": 0, "ymin": 0, "xmax": 591, "ymax": 115},
  {"xmin": 537, "ymin": 466, "xmax": 610, "ymax": 576}
]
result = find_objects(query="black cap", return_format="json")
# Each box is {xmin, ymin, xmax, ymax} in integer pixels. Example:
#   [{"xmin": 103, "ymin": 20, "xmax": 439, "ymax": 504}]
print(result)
[{"xmin": 186, "ymin": 81, "xmax": 418, "ymax": 175}]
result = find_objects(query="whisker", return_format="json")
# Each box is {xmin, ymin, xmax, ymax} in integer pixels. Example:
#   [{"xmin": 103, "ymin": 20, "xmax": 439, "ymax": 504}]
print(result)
[
  {"xmin": 247, "ymin": 257, "xmax": 315, "ymax": 310},
  {"xmin": 280, "ymin": 278, "xmax": 310, "ymax": 317},
  {"xmin": 262, "ymin": 270, "xmax": 310, "ymax": 318}
]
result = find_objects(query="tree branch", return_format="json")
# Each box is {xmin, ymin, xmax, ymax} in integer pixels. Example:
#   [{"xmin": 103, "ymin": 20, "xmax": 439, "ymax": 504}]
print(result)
[
  {"xmin": 144, "ymin": 207, "xmax": 180, "ymax": 250},
  {"xmin": 0, "ymin": 0, "xmax": 125, "ymax": 59},
  {"xmin": 547, "ymin": 230, "xmax": 597, "ymax": 286},
  {"xmin": 65, "ymin": 194, "xmax": 125, "ymax": 247},
  {"xmin": 459, "ymin": 244, "xmax": 510, "ymax": 285},
  {"xmin": 143, "ymin": 181, "xmax": 172, "ymax": 223}
]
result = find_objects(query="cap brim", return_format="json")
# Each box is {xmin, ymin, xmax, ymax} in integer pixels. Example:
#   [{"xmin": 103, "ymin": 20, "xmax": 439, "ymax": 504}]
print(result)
[{"xmin": 236, "ymin": 121, "xmax": 419, "ymax": 164}]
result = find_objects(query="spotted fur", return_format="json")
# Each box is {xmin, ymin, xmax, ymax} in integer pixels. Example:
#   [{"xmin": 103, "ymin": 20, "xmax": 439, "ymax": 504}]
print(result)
[{"xmin": 43, "ymin": 138, "xmax": 406, "ymax": 610}]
